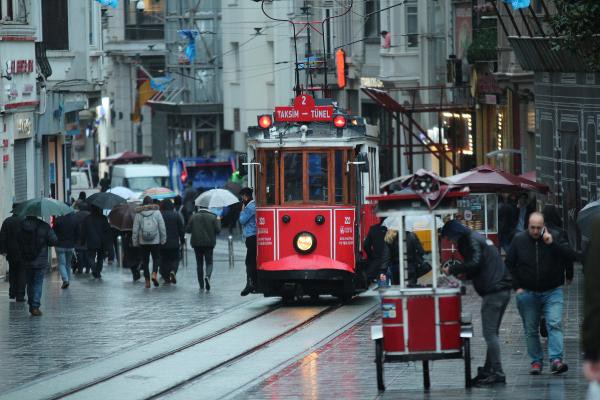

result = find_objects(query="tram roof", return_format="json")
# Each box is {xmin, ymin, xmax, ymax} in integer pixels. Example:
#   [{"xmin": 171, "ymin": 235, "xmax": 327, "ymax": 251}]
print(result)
[{"xmin": 247, "ymin": 122, "xmax": 378, "ymax": 145}]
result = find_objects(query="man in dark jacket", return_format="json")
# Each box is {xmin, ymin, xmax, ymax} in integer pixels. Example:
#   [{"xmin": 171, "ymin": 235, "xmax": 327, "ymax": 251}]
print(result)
[
  {"xmin": 53, "ymin": 211, "xmax": 79, "ymax": 289},
  {"xmin": 363, "ymin": 219, "xmax": 387, "ymax": 283},
  {"xmin": 18, "ymin": 216, "xmax": 58, "ymax": 316},
  {"xmin": 186, "ymin": 205, "xmax": 221, "ymax": 291},
  {"xmin": 442, "ymin": 220, "xmax": 512, "ymax": 385},
  {"xmin": 182, "ymin": 182, "xmax": 198, "ymax": 225},
  {"xmin": 0, "ymin": 204, "xmax": 25, "ymax": 301},
  {"xmin": 80, "ymin": 205, "xmax": 112, "ymax": 279},
  {"xmin": 583, "ymin": 216, "xmax": 600, "ymax": 385},
  {"xmin": 159, "ymin": 199, "xmax": 185, "ymax": 284},
  {"xmin": 505, "ymin": 212, "xmax": 576, "ymax": 375}
]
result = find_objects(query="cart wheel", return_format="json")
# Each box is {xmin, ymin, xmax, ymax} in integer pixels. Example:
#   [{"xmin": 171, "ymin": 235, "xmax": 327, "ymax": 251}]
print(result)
[
  {"xmin": 375, "ymin": 338, "xmax": 385, "ymax": 391},
  {"xmin": 463, "ymin": 337, "xmax": 472, "ymax": 388}
]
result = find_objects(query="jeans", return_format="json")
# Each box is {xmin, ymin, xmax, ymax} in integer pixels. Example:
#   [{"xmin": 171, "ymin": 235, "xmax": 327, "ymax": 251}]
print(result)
[
  {"xmin": 516, "ymin": 286, "xmax": 565, "ymax": 364},
  {"xmin": 194, "ymin": 246, "xmax": 214, "ymax": 286},
  {"xmin": 26, "ymin": 268, "xmax": 45, "ymax": 309},
  {"xmin": 140, "ymin": 245, "xmax": 160, "ymax": 279},
  {"xmin": 56, "ymin": 248, "xmax": 74, "ymax": 283},
  {"xmin": 160, "ymin": 248, "xmax": 180, "ymax": 280},
  {"xmin": 481, "ymin": 289, "xmax": 511, "ymax": 373},
  {"xmin": 245, "ymin": 235, "xmax": 257, "ymax": 283},
  {"xmin": 8, "ymin": 260, "xmax": 26, "ymax": 299},
  {"xmin": 88, "ymin": 249, "xmax": 104, "ymax": 276}
]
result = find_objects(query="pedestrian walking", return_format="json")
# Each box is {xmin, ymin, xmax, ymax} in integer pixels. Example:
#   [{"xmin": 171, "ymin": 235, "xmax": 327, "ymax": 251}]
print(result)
[
  {"xmin": 53, "ymin": 210, "xmax": 80, "ymax": 289},
  {"xmin": 186, "ymin": 204, "xmax": 221, "ymax": 291},
  {"xmin": 73, "ymin": 204, "xmax": 91, "ymax": 274},
  {"xmin": 441, "ymin": 220, "xmax": 512, "ymax": 385},
  {"xmin": 132, "ymin": 196, "xmax": 166, "ymax": 288},
  {"xmin": 505, "ymin": 212, "xmax": 577, "ymax": 375},
  {"xmin": 0, "ymin": 204, "xmax": 25, "ymax": 301},
  {"xmin": 363, "ymin": 218, "xmax": 388, "ymax": 284},
  {"xmin": 80, "ymin": 205, "xmax": 112, "ymax": 279},
  {"xmin": 182, "ymin": 181, "xmax": 198, "ymax": 225},
  {"xmin": 239, "ymin": 187, "xmax": 256, "ymax": 296},
  {"xmin": 18, "ymin": 215, "xmax": 57, "ymax": 316},
  {"xmin": 122, "ymin": 230, "xmax": 142, "ymax": 281},
  {"xmin": 583, "ymin": 216, "xmax": 600, "ymax": 392},
  {"xmin": 159, "ymin": 199, "xmax": 185, "ymax": 284}
]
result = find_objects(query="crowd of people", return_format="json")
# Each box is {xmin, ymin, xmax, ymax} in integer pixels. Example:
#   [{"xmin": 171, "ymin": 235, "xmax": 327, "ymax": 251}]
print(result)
[{"xmin": 0, "ymin": 186, "xmax": 259, "ymax": 317}]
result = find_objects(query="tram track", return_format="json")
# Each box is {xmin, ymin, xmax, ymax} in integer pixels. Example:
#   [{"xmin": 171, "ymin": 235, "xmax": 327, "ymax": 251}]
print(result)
[{"xmin": 41, "ymin": 299, "xmax": 284, "ymax": 400}]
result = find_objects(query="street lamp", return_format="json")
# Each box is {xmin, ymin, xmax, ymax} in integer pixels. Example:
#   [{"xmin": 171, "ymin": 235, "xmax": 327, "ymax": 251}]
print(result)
[{"xmin": 136, "ymin": 0, "xmax": 145, "ymax": 11}]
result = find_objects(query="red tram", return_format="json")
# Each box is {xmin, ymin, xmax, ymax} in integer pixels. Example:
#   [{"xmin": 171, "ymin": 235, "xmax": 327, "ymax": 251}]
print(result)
[{"xmin": 245, "ymin": 94, "xmax": 380, "ymax": 300}]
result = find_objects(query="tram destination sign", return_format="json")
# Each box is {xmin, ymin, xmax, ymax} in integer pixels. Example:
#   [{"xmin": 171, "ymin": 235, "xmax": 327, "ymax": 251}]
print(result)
[{"xmin": 275, "ymin": 94, "xmax": 334, "ymax": 122}]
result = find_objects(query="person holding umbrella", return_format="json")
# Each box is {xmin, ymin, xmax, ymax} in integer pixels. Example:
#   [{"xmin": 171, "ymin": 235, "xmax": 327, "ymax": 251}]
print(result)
[
  {"xmin": 159, "ymin": 199, "xmax": 185, "ymax": 284},
  {"xmin": 53, "ymin": 209, "xmax": 80, "ymax": 289},
  {"xmin": 18, "ymin": 214, "xmax": 58, "ymax": 316},
  {"xmin": 132, "ymin": 196, "xmax": 167, "ymax": 288},
  {"xmin": 186, "ymin": 202, "xmax": 221, "ymax": 291},
  {"xmin": 108, "ymin": 202, "xmax": 142, "ymax": 281},
  {"xmin": 80, "ymin": 205, "xmax": 112, "ymax": 279}
]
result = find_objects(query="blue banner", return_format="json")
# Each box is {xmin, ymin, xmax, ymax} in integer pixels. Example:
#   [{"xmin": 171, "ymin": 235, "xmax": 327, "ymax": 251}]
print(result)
[
  {"xmin": 178, "ymin": 30, "xmax": 200, "ymax": 64},
  {"xmin": 150, "ymin": 75, "xmax": 173, "ymax": 91}
]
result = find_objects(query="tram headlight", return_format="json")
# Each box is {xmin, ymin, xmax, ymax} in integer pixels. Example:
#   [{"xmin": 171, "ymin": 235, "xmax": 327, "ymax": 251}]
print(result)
[
  {"xmin": 293, "ymin": 231, "xmax": 317, "ymax": 255},
  {"xmin": 333, "ymin": 115, "xmax": 347, "ymax": 128},
  {"xmin": 258, "ymin": 115, "xmax": 273, "ymax": 129}
]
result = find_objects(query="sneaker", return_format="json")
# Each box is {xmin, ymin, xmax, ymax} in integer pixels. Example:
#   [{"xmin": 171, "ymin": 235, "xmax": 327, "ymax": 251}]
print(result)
[
  {"xmin": 30, "ymin": 308, "xmax": 42, "ymax": 316},
  {"xmin": 170, "ymin": 272, "xmax": 177, "ymax": 285},
  {"xmin": 471, "ymin": 367, "xmax": 493, "ymax": 384},
  {"xmin": 474, "ymin": 372, "xmax": 506, "ymax": 386},
  {"xmin": 551, "ymin": 360, "xmax": 568, "ymax": 375},
  {"xmin": 205, "ymin": 277, "xmax": 211, "ymax": 292},
  {"xmin": 530, "ymin": 362, "xmax": 542, "ymax": 375},
  {"xmin": 61, "ymin": 282, "xmax": 69, "ymax": 289},
  {"xmin": 151, "ymin": 272, "xmax": 159, "ymax": 287}
]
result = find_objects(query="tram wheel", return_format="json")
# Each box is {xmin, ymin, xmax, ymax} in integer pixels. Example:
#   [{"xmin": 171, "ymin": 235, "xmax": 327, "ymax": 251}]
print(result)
[
  {"xmin": 375, "ymin": 338, "xmax": 385, "ymax": 391},
  {"xmin": 463, "ymin": 337, "xmax": 472, "ymax": 388}
]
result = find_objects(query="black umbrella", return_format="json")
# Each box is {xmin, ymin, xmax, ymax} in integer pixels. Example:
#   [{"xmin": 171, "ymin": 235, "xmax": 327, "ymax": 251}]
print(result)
[
  {"xmin": 108, "ymin": 203, "xmax": 139, "ymax": 231},
  {"xmin": 577, "ymin": 200, "xmax": 600, "ymax": 238},
  {"xmin": 86, "ymin": 192, "xmax": 126, "ymax": 210}
]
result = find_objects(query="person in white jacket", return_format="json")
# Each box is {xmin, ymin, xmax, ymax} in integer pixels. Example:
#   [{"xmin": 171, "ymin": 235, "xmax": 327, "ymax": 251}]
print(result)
[{"xmin": 133, "ymin": 196, "xmax": 166, "ymax": 288}]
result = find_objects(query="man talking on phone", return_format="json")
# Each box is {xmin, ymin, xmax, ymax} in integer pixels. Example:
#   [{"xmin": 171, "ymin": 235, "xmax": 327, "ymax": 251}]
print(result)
[{"xmin": 506, "ymin": 212, "xmax": 576, "ymax": 376}]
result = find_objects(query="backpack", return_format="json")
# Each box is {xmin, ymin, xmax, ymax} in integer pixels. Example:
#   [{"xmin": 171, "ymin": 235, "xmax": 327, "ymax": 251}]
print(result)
[
  {"xmin": 21, "ymin": 224, "xmax": 42, "ymax": 261},
  {"xmin": 141, "ymin": 213, "xmax": 158, "ymax": 242}
]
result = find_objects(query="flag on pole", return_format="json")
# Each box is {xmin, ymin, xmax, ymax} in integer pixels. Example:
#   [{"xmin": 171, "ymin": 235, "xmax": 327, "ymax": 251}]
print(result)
[{"xmin": 503, "ymin": 0, "xmax": 530, "ymax": 9}]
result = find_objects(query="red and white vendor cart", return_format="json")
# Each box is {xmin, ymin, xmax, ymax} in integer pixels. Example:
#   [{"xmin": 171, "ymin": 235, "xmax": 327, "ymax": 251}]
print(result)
[{"xmin": 369, "ymin": 170, "xmax": 474, "ymax": 391}]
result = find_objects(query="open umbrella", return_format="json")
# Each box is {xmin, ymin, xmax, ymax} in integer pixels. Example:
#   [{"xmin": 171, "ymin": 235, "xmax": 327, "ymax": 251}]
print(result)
[
  {"xmin": 448, "ymin": 165, "xmax": 549, "ymax": 194},
  {"xmin": 141, "ymin": 187, "xmax": 177, "ymax": 200},
  {"xmin": 86, "ymin": 192, "xmax": 126, "ymax": 210},
  {"xmin": 108, "ymin": 203, "xmax": 139, "ymax": 231},
  {"xmin": 577, "ymin": 200, "xmax": 600, "ymax": 238},
  {"xmin": 223, "ymin": 181, "xmax": 242, "ymax": 196},
  {"xmin": 107, "ymin": 186, "xmax": 134, "ymax": 200},
  {"xmin": 195, "ymin": 188, "xmax": 240, "ymax": 208},
  {"xmin": 14, "ymin": 198, "xmax": 73, "ymax": 218}
]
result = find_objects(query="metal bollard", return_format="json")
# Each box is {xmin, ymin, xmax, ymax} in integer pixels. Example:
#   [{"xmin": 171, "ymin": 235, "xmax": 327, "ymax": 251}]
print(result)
[
  {"xmin": 228, "ymin": 235, "xmax": 234, "ymax": 269},
  {"xmin": 117, "ymin": 235, "xmax": 123, "ymax": 267}
]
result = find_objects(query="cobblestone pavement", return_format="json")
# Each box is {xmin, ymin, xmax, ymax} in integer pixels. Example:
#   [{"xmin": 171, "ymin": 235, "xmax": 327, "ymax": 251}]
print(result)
[
  {"xmin": 238, "ymin": 267, "xmax": 588, "ymax": 400},
  {"xmin": 0, "ymin": 235, "xmax": 249, "ymax": 393}
]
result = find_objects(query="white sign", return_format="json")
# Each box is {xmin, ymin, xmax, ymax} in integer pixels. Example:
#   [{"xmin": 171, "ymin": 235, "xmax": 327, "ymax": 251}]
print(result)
[{"xmin": 18, "ymin": 118, "xmax": 32, "ymax": 136}]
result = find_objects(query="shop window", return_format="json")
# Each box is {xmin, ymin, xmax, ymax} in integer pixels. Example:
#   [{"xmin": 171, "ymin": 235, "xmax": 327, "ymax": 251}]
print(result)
[
  {"xmin": 308, "ymin": 153, "xmax": 329, "ymax": 202},
  {"xmin": 1, "ymin": 0, "xmax": 27, "ymax": 23},
  {"xmin": 125, "ymin": 0, "xmax": 164, "ymax": 40},
  {"xmin": 283, "ymin": 153, "xmax": 303, "ymax": 202},
  {"xmin": 43, "ymin": 0, "xmax": 69, "ymax": 50}
]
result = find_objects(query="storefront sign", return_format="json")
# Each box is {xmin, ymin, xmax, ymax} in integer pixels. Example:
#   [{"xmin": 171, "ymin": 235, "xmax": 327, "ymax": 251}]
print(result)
[
  {"xmin": 18, "ymin": 118, "xmax": 32, "ymax": 136},
  {"xmin": 9, "ymin": 59, "xmax": 34, "ymax": 74},
  {"xmin": 274, "ymin": 94, "xmax": 334, "ymax": 123},
  {"xmin": 477, "ymin": 73, "xmax": 502, "ymax": 95}
]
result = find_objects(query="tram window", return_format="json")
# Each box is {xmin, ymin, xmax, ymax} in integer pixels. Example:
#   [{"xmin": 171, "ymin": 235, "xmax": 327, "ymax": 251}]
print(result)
[
  {"xmin": 308, "ymin": 153, "xmax": 329, "ymax": 202},
  {"xmin": 283, "ymin": 153, "xmax": 303, "ymax": 202},
  {"xmin": 335, "ymin": 150, "xmax": 344, "ymax": 203},
  {"xmin": 264, "ymin": 151, "xmax": 276, "ymax": 205}
]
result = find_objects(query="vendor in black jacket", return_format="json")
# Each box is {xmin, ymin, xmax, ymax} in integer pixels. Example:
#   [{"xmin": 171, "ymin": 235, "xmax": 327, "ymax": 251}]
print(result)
[
  {"xmin": 441, "ymin": 220, "xmax": 512, "ymax": 385},
  {"xmin": 505, "ymin": 212, "xmax": 576, "ymax": 376}
]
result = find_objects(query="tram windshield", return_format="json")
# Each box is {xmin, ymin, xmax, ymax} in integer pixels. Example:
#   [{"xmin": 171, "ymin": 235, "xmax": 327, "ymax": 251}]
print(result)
[{"xmin": 256, "ymin": 148, "xmax": 355, "ymax": 206}]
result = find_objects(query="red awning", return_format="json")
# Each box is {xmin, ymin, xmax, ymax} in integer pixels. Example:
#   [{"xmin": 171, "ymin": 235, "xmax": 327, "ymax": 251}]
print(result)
[{"xmin": 448, "ymin": 165, "xmax": 549, "ymax": 194}]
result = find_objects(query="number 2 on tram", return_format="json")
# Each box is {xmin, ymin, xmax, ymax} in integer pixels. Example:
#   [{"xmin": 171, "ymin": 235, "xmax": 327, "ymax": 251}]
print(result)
[{"xmin": 245, "ymin": 96, "xmax": 380, "ymax": 301}]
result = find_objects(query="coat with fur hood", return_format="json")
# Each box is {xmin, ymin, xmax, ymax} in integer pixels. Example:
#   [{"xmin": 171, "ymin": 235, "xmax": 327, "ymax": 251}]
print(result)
[{"xmin": 132, "ymin": 204, "xmax": 167, "ymax": 247}]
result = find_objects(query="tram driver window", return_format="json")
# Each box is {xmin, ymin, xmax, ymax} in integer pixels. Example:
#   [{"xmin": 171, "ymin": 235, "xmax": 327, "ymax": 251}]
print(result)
[
  {"xmin": 308, "ymin": 153, "xmax": 328, "ymax": 202},
  {"xmin": 283, "ymin": 153, "xmax": 303, "ymax": 202}
]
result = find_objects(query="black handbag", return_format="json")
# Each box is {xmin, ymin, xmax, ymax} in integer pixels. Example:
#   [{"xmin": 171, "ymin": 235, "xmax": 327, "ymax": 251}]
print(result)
[{"xmin": 416, "ymin": 260, "xmax": 432, "ymax": 278}]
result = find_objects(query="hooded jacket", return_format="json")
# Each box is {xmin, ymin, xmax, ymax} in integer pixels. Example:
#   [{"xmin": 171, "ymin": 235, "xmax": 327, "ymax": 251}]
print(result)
[
  {"xmin": 0, "ymin": 214, "xmax": 24, "ymax": 262},
  {"xmin": 505, "ymin": 229, "xmax": 576, "ymax": 292},
  {"xmin": 161, "ymin": 209, "xmax": 185, "ymax": 249},
  {"xmin": 186, "ymin": 209, "xmax": 221, "ymax": 248},
  {"xmin": 450, "ymin": 231, "xmax": 512, "ymax": 296},
  {"xmin": 19, "ymin": 217, "xmax": 57, "ymax": 269},
  {"xmin": 132, "ymin": 204, "xmax": 167, "ymax": 247}
]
